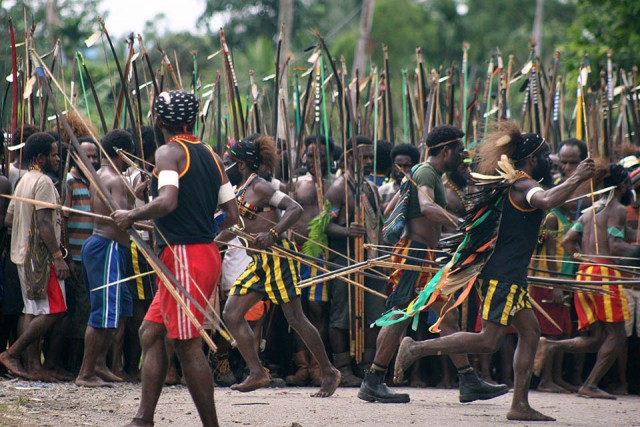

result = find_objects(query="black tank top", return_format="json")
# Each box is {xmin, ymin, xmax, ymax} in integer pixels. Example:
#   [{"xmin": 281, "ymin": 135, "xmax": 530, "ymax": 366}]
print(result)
[
  {"xmin": 151, "ymin": 135, "xmax": 222, "ymax": 247},
  {"xmin": 479, "ymin": 186, "xmax": 543, "ymax": 286}
]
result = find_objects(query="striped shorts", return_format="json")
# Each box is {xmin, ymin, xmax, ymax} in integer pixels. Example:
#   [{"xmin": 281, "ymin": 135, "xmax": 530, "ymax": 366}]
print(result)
[
  {"xmin": 230, "ymin": 239, "xmax": 301, "ymax": 304},
  {"xmin": 81, "ymin": 234, "xmax": 132, "ymax": 329},
  {"xmin": 574, "ymin": 261, "xmax": 629, "ymax": 330},
  {"xmin": 476, "ymin": 278, "xmax": 532, "ymax": 326}
]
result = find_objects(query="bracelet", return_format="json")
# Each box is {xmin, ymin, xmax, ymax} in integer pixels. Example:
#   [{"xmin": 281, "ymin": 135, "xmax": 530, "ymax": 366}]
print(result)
[
  {"xmin": 52, "ymin": 250, "xmax": 63, "ymax": 260},
  {"xmin": 269, "ymin": 228, "xmax": 279, "ymax": 240}
]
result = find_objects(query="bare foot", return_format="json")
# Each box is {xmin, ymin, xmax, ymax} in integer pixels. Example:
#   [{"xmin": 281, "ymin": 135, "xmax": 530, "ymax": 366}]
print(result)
[
  {"xmin": 96, "ymin": 366, "xmax": 124, "ymax": 382},
  {"xmin": 610, "ymin": 383, "xmax": 629, "ymax": 396},
  {"xmin": 165, "ymin": 369, "xmax": 181, "ymax": 385},
  {"xmin": 533, "ymin": 337, "xmax": 549, "ymax": 377},
  {"xmin": 409, "ymin": 378, "xmax": 428, "ymax": 388},
  {"xmin": 578, "ymin": 385, "xmax": 616, "ymax": 399},
  {"xmin": 0, "ymin": 351, "xmax": 28, "ymax": 379},
  {"xmin": 124, "ymin": 416, "xmax": 154, "ymax": 426},
  {"xmin": 230, "ymin": 372, "xmax": 270, "ymax": 392},
  {"xmin": 311, "ymin": 367, "xmax": 340, "ymax": 397},
  {"xmin": 537, "ymin": 380, "xmax": 571, "ymax": 394},
  {"xmin": 27, "ymin": 369, "xmax": 60, "ymax": 383},
  {"xmin": 48, "ymin": 367, "xmax": 75, "ymax": 382},
  {"xmin": 75, "ymin": 375, "xmax": 114, "ymax": 387},
  {"xmin": 507, "ymin": 404, "xmax": 556, "ymax": 421},
  {"xmin": 556, "ymin": 379, "xmax": 579, "ymax": 393},
  {"xmin": 394, "ymin": 337, "xmax": 417, "ymax": 384}
]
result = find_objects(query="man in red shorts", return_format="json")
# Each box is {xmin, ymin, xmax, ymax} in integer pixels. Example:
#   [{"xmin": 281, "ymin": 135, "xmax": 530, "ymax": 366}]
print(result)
[
  {"xmin": 535, "ymin": 164, "xmax": 633, "ymax": 400},
  {"xmin": 113, "ymin": 90, "xmax": 238, "ymax": 427}
]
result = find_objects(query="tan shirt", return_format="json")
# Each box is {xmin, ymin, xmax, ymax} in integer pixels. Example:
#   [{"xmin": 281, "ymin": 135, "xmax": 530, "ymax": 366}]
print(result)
[{"xmin": 8, "ymin": 170, "xmax": 62, "ymax": 265}]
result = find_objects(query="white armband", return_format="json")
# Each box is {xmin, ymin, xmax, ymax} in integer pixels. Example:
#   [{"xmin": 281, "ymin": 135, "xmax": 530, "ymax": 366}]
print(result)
[
  {"xmin": 269, "ymin": 190, "xmax": 286, "ymax": 208},
  {"xmin": 525, "ymin": 187, "xmax": 544, "ymax": 205},
  {"xmin": 218, "ymin": 182, "xmax": 234, "ymax": 205},
  {"xmin": 157, "ymin": 170, "xmax": 180, "ymax": 189}
]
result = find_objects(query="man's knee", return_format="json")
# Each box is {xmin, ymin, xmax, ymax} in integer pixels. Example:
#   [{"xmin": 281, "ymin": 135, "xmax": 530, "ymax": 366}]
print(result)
[
  {"xmin": 139, "ymin": 321, "xmax": 165, "ymax": 348},
  {"xmin": 477, "ymin": 326, "xmax": 505, "ymax": 353}
]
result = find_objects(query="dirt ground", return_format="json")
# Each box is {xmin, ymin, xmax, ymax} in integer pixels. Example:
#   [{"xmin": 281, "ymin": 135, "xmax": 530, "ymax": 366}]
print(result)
[{"xmin": 0, "ymin": 378, "xmax": 638, "ymax": 427}]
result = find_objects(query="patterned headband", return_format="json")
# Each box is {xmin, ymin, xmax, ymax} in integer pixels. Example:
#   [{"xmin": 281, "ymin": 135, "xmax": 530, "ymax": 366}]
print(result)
[
  {"xmin": 154, "ymin": 90, "xmax": 199, "ymax": 125},
  {"xmin": 229, "ymin": 138, "xmax": 260, "ymax": 172}
]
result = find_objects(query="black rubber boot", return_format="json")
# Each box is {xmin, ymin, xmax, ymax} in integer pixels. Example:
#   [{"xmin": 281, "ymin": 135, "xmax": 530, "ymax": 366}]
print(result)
[
  {"xmin": 357, "ymin": 371, "xmax": 410, "ymax": 403},
  {"xmin": 458, "ymin": 368, "xmax": 509, "ymax": 403}
]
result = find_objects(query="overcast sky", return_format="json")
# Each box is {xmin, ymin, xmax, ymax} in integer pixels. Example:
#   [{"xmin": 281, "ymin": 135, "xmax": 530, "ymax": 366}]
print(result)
[{"xmin": 102, "ymin": 0, "xmax": 211, "ymax": 37}]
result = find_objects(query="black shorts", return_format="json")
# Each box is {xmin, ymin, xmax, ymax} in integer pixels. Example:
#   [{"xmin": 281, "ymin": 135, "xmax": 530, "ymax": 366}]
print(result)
[
  {"xmin": 476, "ymin": 278, "xmax": 531, "ymax": 326},
  {"xmin": 230, "ymin": 239, "xmax": 301, "ymax": 304}
]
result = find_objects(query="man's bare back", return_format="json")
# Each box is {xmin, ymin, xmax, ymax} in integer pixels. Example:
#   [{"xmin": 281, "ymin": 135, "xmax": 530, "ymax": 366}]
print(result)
[{"xmin": 92, "ymin": 165, "xmax": 132, "ymax": 246}]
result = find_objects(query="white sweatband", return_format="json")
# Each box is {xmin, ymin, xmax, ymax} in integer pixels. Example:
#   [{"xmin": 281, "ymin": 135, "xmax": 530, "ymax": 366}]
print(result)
[
  {"xmin": 525, "ymin": 187, "xmax": 544, "ymax": 205},
  {"xmin": 218, "ymin": 182, "xmax": 234, "ymax": 205},
  {"xmin": 269, "ymin": 190, "xmax": 286, "ymax": 208},
  {"xmin": 157, "ymin": 170, "xmax": 180, "ymax": 189}
]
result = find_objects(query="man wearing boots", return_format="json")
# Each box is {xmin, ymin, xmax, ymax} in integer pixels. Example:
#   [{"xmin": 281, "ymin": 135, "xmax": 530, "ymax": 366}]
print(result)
[{"xmin": 358, "ymin": 125, "xmax": 509, "ymax": 403}]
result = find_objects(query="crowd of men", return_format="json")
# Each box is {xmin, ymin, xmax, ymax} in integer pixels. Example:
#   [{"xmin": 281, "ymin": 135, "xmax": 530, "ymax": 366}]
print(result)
[{"xmin": 1, "ymin": 90, "xmax": 639, "ymax": 425}]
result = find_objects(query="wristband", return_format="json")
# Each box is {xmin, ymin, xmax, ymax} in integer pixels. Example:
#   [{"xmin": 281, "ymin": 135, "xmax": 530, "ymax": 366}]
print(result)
[{"xmin": 269, "ymin": 228, "xmax": 279, "ymax": 240}]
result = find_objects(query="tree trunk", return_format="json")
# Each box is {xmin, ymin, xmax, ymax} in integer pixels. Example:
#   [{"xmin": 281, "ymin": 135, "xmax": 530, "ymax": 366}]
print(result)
[
  {"xmin": 352, "ymin": 0, "xmax": 375, "ymax": 78},
  {"xmin": 277, "ymin": 0, "xmax": 293, "ymax": 139},
  {"xmin": 532, "ymin": 0, "xmax": 544, "ymax": 56}
]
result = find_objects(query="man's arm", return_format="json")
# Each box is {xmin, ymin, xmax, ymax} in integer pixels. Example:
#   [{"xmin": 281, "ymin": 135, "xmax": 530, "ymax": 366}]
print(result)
[
  {"xmin": 607, "ymin": 205, "xmax": 635, "ymax": 257},
  {"xmin": 252, "ymin": 179, "xmax": 303, "ymax": 249},
  {"xmin": 111, "ymin": 145, "xmax": 181, "ymax": 229},
  {"xmin": 527, "ymin": 158, "xmax": 595, "ymax": 211},
  {"xmin": 215, "ymin": 152, "xmax": 239, "ymax": 232},
  {"xmin": 561, "ymin": 220, "xmax": 583, "ymax": 257},
  {"xmin": 36, "ymin": 208, "xmax": 69, "ymax": 280},
  {"xmin": 324, "ymin": 176, "xmax": 365, "ymax": 238},
  {"xmin": 0, "ymin": 176, "xmax": 11, "ymax": 228},
  {"xmin": 417, "ymin": 185, "xmax": 459, "ymax": 226}
]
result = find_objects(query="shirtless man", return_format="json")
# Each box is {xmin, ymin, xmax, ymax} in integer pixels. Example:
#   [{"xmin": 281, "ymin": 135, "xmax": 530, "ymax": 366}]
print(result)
[
  {"xmin": 393, "ymin": 124, "xmax": 595, "ymax": 421},
  {"xmin": 286, "ymin": 135, "xmax": 335, "ymax": 386},
  {"xmin": 359, "ymin": 125, "xmax": 507, "ymax": 403},
  {"xmin": 76, "ymin": 129, "xmax": 134, "ymax": 387},
  {"xmin": 325, "ymin": 135, "xmax": 387, "ymax": 386},
  {"xmin": 535, "ymin": 164, "xmax": 634, "ymax": 400},
  {"xmin": 222, "ymin": 134, "xmax": 340, "ymax": 397}
]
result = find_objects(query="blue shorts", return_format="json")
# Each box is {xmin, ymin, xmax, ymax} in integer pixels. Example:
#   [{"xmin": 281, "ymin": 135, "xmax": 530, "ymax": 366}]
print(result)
[
  {"xmin": 81, "ymin": 235, "xmax": 133, "ymax": 329},
  {"xmin": 300, "ymin": 257, "xmax": 328, "ymax": 303}
]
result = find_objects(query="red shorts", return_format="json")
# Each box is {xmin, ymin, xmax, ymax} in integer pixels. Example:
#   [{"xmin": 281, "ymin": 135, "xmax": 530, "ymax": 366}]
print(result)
[
  {"xmin": 574, "ymin": 260, "xmax": 629, "ymax": 330},
  {"xmin": 529, "ymin": 286, "xmax": 572, "ymax": 336},
  {"xmin": 145, "ymin": 243, "xmax": 221, "ymax": 340}
]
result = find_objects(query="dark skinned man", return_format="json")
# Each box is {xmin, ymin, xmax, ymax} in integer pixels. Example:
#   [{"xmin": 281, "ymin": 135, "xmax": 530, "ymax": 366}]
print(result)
[
  {"xmin": 535, "ymin": 164, "xmax": 634, "ymax": 400},
  {"xmin": 0, "ymin": 132, "xmax": 70, "ymax": 381},
  {"xmin": 359, "ymin": 125, "xmax": 508, "ymax": 404},
  {"xmin": 221, "ymin": 134, "xmax": 341, "ymax": 397},
  {"xmin": 393, "ymin": 122, "xmax": 595, "ymax": 421},
  {"xmin": 113, "ymin": 90, "xmax": 238, "ymax": 427},
  {"xmin": 75, "ymin": 130, "xmax": 134, "ymax": 387},
  {"xmin": 286, "ymin": 135, "xmax": 335, "ymax": 386}
]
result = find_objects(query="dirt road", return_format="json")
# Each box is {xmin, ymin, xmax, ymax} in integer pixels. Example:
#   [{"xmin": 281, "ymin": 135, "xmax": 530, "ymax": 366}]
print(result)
[{"xmin": 0, "ymin": 379, "xmax": 638, "ymax": 426}]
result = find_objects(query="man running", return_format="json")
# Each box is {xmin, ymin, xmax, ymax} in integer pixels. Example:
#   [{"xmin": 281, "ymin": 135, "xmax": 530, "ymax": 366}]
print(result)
[
  {"xmin": 392, "ymin": 122, "xmax": 594, "ymax": 421},
  {"xmin": 221, "ymin": 134, "xmax": 341, "ymax": 397}
]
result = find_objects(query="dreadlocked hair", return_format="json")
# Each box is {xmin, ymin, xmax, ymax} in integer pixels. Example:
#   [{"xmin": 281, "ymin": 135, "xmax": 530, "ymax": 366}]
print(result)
[
  {"xmin": 253, "ymin": 134, "xmax": 278, "ymax": 172},
  {"xmin": 55, "ymin": 111, "xmax": 98, "ymax": 145},
  {"xmin": 476, "ymin": 121, "xmax": 523, "ymax": 174}
]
